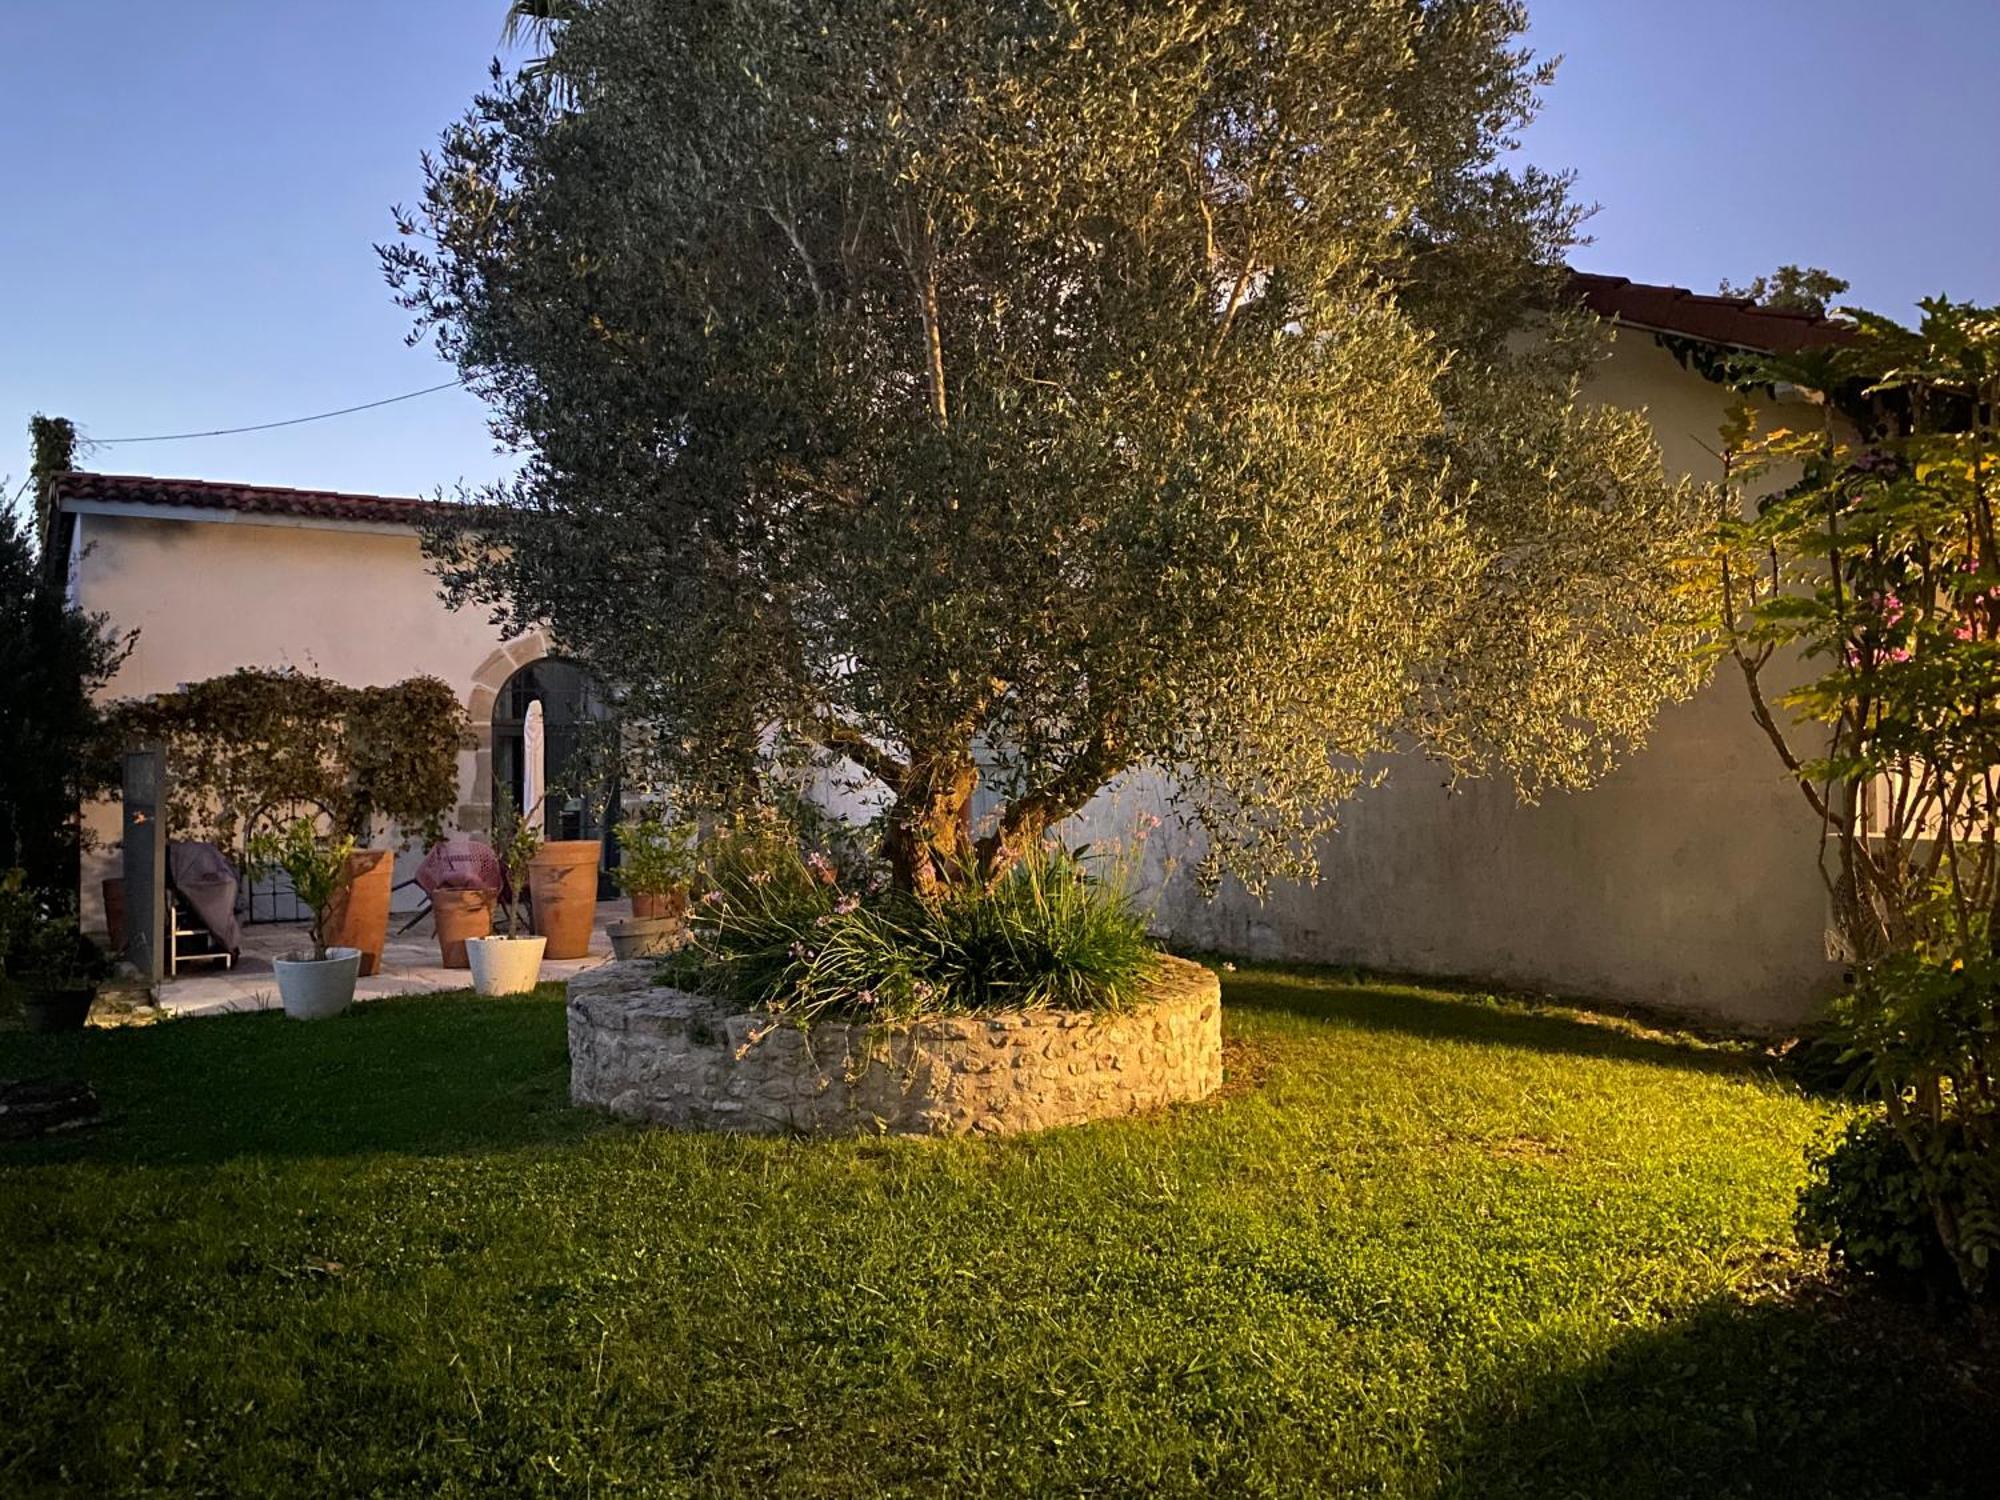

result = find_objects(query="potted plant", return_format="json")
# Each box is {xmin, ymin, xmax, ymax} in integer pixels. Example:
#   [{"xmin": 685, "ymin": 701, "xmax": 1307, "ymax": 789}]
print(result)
[
  {"xmin": 324, "ymin": 847, "xmax": 394, "ymax": 977},
  {"xmin": 6, "ymin": 881, "xmax": 108, "ymax": 1033},
  {"xmin": 608, "ymin": 812, "xmax": 697, "ymax": 960},
  {"xmin": 528, "ymin": 827, "xmax": 602, "ymax": 960},
  {"xmin": 431, "ymin": 880, "xmax": 495, "ymax": 968},
  {"xmin": 246, "ymin": 818, "xmax": 362, "ymax": 1020},
  {"xmin": 466, "ymin": 797, "xmax": 548, "ymax": 996}
]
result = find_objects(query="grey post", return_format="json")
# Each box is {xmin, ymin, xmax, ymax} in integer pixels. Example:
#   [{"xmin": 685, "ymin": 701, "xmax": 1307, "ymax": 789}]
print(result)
[{"xmin": 121, "ymin": 745, "xmax": 167, "ymax": 986}]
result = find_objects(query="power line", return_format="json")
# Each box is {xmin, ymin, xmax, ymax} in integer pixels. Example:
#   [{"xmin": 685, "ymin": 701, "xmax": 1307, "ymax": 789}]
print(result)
[{"xmin": 92, "ymin": 379, "xmax": 468, "ymax": 445}]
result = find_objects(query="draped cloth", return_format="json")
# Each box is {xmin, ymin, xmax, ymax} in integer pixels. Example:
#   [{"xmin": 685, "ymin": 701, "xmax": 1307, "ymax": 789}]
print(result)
[{"xmin": 168, "ymin": 840, "xmax": 242, "ymax": 957}]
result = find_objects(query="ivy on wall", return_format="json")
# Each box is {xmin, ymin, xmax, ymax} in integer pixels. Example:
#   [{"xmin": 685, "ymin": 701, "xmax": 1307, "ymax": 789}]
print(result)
[{"xmin": 100, "ymin": 670, "xmax": 467, "ymax": 853}]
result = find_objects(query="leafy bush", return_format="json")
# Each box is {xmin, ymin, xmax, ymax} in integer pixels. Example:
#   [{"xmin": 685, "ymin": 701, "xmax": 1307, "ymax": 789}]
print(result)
[
  {"xmin": 664, "ymin": 838, "xmax": 1157, "ymax": 1024},
  {"xmin": 612, "ymin": 813, "xmax": 698, "ymax": 899},
  {"xmin": 2, "ymin": 882, "xmax": 110, "ymax": 992},
  {"xmin": 1709, "ymin": 302, "xmax": 2000, "ymax": 1302},
  {"xmin": 1797, "ymin": 1113, "xmax": 1969, "ymax": 1292},
  {"xmin": 100, "ymin": 669, "xmax": 466, "ymax": 850},
  {"xmin": 490, "ymin": 794, "xmax": 542, "ymax": 939}
]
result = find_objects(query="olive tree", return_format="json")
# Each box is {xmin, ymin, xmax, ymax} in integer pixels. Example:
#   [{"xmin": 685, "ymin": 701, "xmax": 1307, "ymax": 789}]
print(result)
[{"xmin": 387, "ymin": 0, "xmax": 1705, "ymax": 896}]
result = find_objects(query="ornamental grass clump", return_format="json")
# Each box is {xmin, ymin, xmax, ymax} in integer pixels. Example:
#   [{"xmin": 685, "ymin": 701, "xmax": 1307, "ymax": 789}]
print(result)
[{"xmin": 664, "ymin": 833, "xmax": 1156, "ymax": 1026}]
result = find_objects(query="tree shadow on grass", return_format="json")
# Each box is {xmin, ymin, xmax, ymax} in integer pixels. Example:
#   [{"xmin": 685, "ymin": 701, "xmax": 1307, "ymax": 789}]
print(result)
[
  {"xmin": 0, "ymin": 988, "xmax": 604, "ymax": 1167},
  {"xmin": 1221, "ymin": 968, "xmax": 1774, "ymax": 1080},
  {"xmin": 1432, "ymin": 1285, "xmax": 1995, "ymax": 1499}
]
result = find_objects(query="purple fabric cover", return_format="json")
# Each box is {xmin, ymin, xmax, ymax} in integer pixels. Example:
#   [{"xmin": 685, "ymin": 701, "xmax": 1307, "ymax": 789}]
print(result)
[{"xmin": 168, "ymin": 840, "xmax": 242, "ymax": 956}]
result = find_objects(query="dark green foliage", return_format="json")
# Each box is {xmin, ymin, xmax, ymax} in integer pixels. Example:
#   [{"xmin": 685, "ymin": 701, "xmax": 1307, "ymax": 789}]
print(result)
[
  {"xmin": 1797, "ymin": 1112, "xmax": 1973, "ymax": 1292},
  {"xmin": 1717, "ymin": 264, "xmax": 1850, "ymax": 319},
  {"xmin": 2, "ymin": 971, "xmax": 1990, "ymax": 1495},
  {"xmin": 664, "ymin": 835, "xmax": 1156, "ymax": 1021},
  {"xmin": 1710, "ymin": 302, "xmax": 2000, "ymax": 1301},
  {"xmin": 389, "ymin": 0, "xmax": 1705, "ymax": 898},
  {"xmin": 0, "ymin": 500, "xmax": 131, "ymax": 891},
  {"xmin": 98, "ymin": 669, "xmax": 466, "ymax": 849}
]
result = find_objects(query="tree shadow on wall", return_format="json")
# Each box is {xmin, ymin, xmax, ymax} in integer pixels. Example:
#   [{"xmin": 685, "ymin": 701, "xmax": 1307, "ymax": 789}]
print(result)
[{"xmin": 1431, "ymin": 1285, "xmax": 1995, "ymax": 1499}]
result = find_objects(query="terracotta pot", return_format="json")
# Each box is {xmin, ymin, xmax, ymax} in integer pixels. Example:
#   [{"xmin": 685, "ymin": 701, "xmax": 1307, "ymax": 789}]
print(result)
[
  {"xmin": 432, "ymin": 887, "xmax": 494, "ymax": 969},
  {"xmin": 629, "ymin": 886, "xmax": 690, "ymax": 922},
  {"xmin": 324, "ymin": 849, "xmax": 393, "ymax": 977},
  {"xmin": 528, "ymin": 840, "xmax": 601, "ymax": 959}
]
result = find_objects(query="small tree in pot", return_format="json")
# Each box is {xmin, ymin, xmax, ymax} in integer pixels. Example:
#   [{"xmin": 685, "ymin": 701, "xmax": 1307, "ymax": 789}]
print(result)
[
  {"xmin": 608, "ymin": 812, "xmax": 698, "ymax": 959},
  {"xmin": 466, "ymin": 796, "xmax": 547, "ymax": 996},
  {"xmin": 245, "ymin": 819, "xmax": 360, "ymax": 1020}
]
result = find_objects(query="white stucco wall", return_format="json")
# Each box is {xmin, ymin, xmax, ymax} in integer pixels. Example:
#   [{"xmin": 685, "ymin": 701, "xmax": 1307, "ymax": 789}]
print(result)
[
  {"xmin": 69, "ymin": 507, "xmax": 545, "ymax": 932},
  {"xmin": 1067, "ymin": 330, "xmax": 1843, "ymax": 1028},
  {"xmin": 69, "ymin": 327, "xmax": 1844, "ymax": 1024}
]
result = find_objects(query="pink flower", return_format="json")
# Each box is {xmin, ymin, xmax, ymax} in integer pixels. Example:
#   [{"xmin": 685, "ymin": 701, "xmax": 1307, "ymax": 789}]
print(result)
[
  {"xmin": 805, "ymin": 852, "xmax": 837, "ymax": 884},
  {"xmin": 701, "ymin": 889, "xmax": 725, "ymax": 905},
  {"xmin": 749, "ymin": 869, "xmax": 772, "ymax": 886},
  {"xmin": 855, "ymin": 988, "xmax": 878, "ymax": 1006},
  {"xmin": 834, "ymin": 894, "xmax": 859, "ymax": 915}
]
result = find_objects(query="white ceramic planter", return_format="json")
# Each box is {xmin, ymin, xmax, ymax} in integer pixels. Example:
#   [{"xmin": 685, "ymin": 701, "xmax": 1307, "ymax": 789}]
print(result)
[
  {"xmin": 273, "ymin": 946, "xmax": 362, "ymax": 1021},
  {"xmin": 466, "ymin": 935, "xmax": 548, "ymax": 997}
]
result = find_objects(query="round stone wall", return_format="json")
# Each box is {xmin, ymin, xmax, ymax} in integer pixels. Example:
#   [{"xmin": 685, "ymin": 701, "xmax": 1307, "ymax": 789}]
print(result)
[{"xmin": 568, "ymin": 955, "xmax": 1222, "ymax": 1137}]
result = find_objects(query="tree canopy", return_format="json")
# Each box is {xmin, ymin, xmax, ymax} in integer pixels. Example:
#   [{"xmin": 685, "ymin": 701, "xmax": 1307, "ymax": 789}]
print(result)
[{"xmin": 388, "ymin": 0, "xmax": 1706, "ymax": 895}]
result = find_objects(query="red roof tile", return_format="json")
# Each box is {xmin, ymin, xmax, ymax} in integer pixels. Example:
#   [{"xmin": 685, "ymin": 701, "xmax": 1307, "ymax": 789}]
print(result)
[
  {"xmin": 52, "ymin": 471, "xmax": 446, "ymax": 525},
  {"xmin": 1567, "ymin": 271, "xmax": 1852, "ymax": 355}
]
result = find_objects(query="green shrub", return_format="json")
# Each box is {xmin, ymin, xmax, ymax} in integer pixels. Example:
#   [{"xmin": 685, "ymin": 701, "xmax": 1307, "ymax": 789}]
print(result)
[
  {"xmin": 663, "ymin": 839, "xmax": 1157, "ymax": 1023},
  {"xmin": 612, "ymin": 813, "xmax": 699, "ymax": 899},
  {"xmin": 1798, "ymin": 1114, "xmax": 1951, "ymax": 1290}
]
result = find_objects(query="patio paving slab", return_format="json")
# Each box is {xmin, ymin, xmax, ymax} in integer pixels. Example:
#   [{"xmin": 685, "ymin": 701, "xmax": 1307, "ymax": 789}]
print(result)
[{"xmin": 156, "ymin": 900, "xmax": 629, "ymax": 1018}]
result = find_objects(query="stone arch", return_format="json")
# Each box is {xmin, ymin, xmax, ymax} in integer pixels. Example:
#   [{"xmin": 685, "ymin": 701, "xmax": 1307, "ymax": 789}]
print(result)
[{"xmin": 457, "ymin": 628, "xmax": 552, "ymax": 835}]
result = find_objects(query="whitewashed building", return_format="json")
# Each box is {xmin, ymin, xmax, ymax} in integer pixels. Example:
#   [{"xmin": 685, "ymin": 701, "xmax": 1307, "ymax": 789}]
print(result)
[{"xmin": 54, "ymin": 275, "xmax": 1850, "ymax": 1026}]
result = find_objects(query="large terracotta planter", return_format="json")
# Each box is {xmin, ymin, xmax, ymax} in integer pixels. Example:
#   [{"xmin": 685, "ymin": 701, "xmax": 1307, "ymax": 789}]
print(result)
[
  {"xmin": 324, "ymin": 849, "xmax": 393, "ymax": 977},
  {"xmin": 629, "ymin": 887, "xmax": 690, "ymax": 922},
  {"xmin": 529, "ymin": 841, "xmax": 601, "ymax": 959},
  {"xmin": 432, "ymin": 887, "xmax": 494, "ymax": 969}
]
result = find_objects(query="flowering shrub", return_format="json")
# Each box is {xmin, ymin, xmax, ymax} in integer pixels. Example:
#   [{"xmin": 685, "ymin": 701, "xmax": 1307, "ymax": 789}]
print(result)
[
  {"xmin": 662, "ymin": 832, "xmax": 1157, "ymax": 1025},
  {"xmin": 1710, "ymin": 299, "xmax": 2000, "ymax": 1299}
]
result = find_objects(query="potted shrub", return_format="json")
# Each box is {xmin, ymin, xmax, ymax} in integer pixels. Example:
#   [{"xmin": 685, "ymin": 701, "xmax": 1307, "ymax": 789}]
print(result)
[
  {"xmin": 246, "ymin": 818, "xmax": 362, "ymax": 1020},
  {"xmin": 609, "ymin": 813, "xmax": 697, "ymax": 960},
  {"xmin": 6, "ymin": 880, "xmax": 108, "ymax": 1033},
  {"xmin": 466, "ymin": 798, "xmax": 547, "ymax": 996}
]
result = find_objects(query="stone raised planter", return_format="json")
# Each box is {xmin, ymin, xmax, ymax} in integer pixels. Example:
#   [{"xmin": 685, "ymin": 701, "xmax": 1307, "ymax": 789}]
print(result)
[{"xmin": 568, "ymin": 954, "xmax": 1222, "ymax": 1137}]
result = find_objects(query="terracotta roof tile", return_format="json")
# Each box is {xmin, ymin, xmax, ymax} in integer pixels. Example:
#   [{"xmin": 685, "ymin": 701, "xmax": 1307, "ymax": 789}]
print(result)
[
  {"xmin": 52, "ymin": 471, "xmax": 446, "ymax": 525},
  {"xmin": 1567, "ymin": 271, "xmax": 1852, "ymax": 355}
]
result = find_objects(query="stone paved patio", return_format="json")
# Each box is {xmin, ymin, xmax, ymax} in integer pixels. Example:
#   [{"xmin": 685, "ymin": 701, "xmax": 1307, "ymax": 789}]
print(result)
[{"xmin": 156, "ymin": 899, "xmax": 631, "ymax": 1018}]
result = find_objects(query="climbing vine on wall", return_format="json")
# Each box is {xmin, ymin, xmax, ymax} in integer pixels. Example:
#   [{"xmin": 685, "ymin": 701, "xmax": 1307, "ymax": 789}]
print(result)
[{"xmin": 100, "ymin": 669, "xmax": 466, "ymax": 852}]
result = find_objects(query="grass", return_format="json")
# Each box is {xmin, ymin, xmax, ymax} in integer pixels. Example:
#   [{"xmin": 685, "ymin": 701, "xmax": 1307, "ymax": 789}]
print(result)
[{"xmin": 1, "ymin": 967, "xmax": 1991, "ymax": 1497}]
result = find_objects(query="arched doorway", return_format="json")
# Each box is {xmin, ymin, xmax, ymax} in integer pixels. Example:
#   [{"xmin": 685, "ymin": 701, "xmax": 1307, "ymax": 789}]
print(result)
[{"xmin": 491, "ymin": 658, "xmax": 620, "ymax": 895}]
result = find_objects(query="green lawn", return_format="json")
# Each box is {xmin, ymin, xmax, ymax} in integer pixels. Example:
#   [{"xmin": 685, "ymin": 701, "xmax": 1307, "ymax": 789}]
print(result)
[{"xmin": 1, "ymin": 968, "xmax": 1989, "ymax": 1497}]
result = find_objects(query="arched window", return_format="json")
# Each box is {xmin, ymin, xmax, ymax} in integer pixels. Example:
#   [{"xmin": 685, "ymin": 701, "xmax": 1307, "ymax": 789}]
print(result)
[{"xmin": 491, "ymin": 658, "xmax": 620, "ymax": 892}]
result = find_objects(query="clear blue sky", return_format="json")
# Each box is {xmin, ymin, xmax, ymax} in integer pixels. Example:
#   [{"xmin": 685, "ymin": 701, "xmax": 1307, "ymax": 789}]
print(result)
[{"xmin": 5, "ymin": 1, "xmax": 1997, "ymax": 505}]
